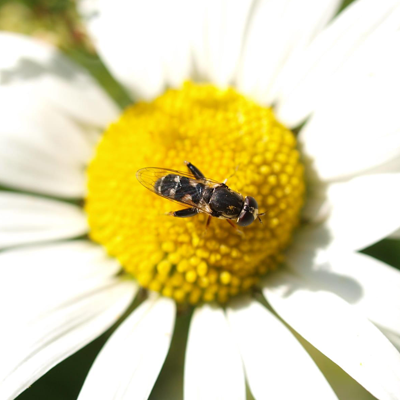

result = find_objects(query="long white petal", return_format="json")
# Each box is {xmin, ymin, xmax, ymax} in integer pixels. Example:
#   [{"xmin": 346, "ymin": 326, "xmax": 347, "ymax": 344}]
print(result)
[
  {"xmin": 0, "ymin": 33, "xmax": 118, "ymax": 197},
  {"xmin": 191, "ymin": 0, "xmax": 255, "ymax": 87},
  {"xmin": 0, "ymin": 100, "xmax": 89, "ymax": 197},
  {"xmin": 299, "ymin": 31, "xmax": 400, "ymax": 181},
  {"xmin": 319, "ymin": 173, "xmax": 400, "ymax": 251},
  {"xmin": 0, "ymin": 32, "xmax": 118, "ymax": 127},
  {"xmin": 389, "ymin": 228, "xmax": 400, "ymax": 239},
  {"xmin": 184, "ymin": 304, "xmax": 245, "ymax": 400},
  {"xmin": 277, "ymin": 0, "xmax": 400, "ymax": 127},
  {"xmin": 262, "ymin": 271, "xmax": 400, "ymax": 400},
  {"xmin": 296, "ymin": 329, "xmax": 381, "ymax": 400},
  {"xmin": 236, "ymin": 0, "xmax": 341, "ymax": 105},
  {"xmin": 0, "ymin": 280, "xmax": 136, "ymax": 400},
  {"xmin": 80, "ymin": 0, "xmax": 259, "ymax": 98},
  {"xmin": 0, "ymin": 240, "xmax": 122, "ymax": 325},
  {"xmin": 0, "ymin": 240, "xmax": 119, "ymax": 282},
  {"xmin": 286, "ymin": 248, "xmax": 400, "ymax": 335},
  {"xmin": 227, "ymin": 297, "xmax": 337, "ymax": 400},
  {"xmin": 79, "ymin": 0, "xmax": 192, "ymax": 100},
  {"xmin": 78, "ymin": 294, "xmax": 175, "ymax": 400},
  {"xmin": 297, "ymin": 173, "xmax": 400, "ymax": 252},
  {"xmin": 381, "ymin": 329, "xmax": 400, "ymax": 352},
  {"xmin": 0, "ymin": 192, "xmax": 88, "ymax": 249}
]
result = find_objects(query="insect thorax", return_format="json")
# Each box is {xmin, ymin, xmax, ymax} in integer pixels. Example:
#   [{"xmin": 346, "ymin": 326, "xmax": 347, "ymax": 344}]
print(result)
[{"xmin": 209, "ymin": 186, "xmax": 244, "ymax": 218}]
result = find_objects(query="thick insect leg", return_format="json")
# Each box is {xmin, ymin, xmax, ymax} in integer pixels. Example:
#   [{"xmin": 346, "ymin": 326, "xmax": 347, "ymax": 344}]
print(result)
[
  {"xmin": 184, "ymin": 161, "xmax": 205, "ymax": 180},
  {"xmin": 168, "ymin": 207, "xmax": 200, "ymax": 218}
]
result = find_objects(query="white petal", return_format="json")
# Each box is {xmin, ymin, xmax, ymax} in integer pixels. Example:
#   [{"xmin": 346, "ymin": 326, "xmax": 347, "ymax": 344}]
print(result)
[
  {"xmin": 237, "ymin": 0, "xmax": 341, "ymax": 106},
  {"xmin": 0, "ymin": 192, "xmax": 88, "ymax": 249},
  {"xmin": 371, "ymin": 156, "xmax": 400, "ymax": 175},
  {"xmin": 0, "ymin": 240, "xmax": 121, "ymax": 322},
  {"xmin": 381, "ymin": 329, "xmax": 400, "ymax": 352},
  {"xmin": 80, "ymin": 0, "xmax": 194, "ymax": 100},
  {"xmin": 191, "ymin": 0, "xmax": 255, "ymax": 87},
  {"xmin": 0, "ymin": 240, "xmax": 119, "ymax": 282},
  {"xmin": 322, "ymin": 173, "xmax": 400, "ymax": 251},
  {"xmin": 277, "ymin": 0, "xmax": 400, "ymax": 127},
  {"xmin": 296, "ymin": 330, "xmax": 381, "ymax": 400},
  {"xmin": 0, "ymin": 240, "xmax": 127, "ymax": 333},
  {"xmin": 80, "ymin": 0, "xmax": 258, "ymax": 98},
  {"xmin": 0, "ymin": 280, "xmax": 136, "ymax": 400},
  {"xmin": 185, "ymin": 304, "xmax": 245, "ymax": 400},
  {"xmin": 0, "ymin": 97, "xmax": 91, "ymax": 197},
  {"xmin": 263, "ymin": 271, "xmax": 400, "ymax": 400},
  {"xmin": 0, "ymin": 33, "xmax": 118, "ymax": 197},
  {"xmin": 298, "ymin": 30, "xmax": 400, "ymax": 181},
  {"xmin": 0, "ymin": 32, "xmax": 118, "ymax": 127},
  {"xmin": 286, "ymin": 248, "xmax": 400, "ymax": 335},
  {"xmin": 389, "ymin": 228, "xmax": 400, "ymax": 239},
  {"xmin": 78, "ymin": 294, "xmax": 175, "ymax": 400},
  {"xmin": 298, "ymin": 173, "xmax": 400, "ymax": 252},
  {"xmin": 227, "ymin": 297, "xmax": 337, "ymax": 400}
]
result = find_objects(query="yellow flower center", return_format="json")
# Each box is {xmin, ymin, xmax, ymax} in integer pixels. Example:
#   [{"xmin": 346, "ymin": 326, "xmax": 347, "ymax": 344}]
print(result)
[{"xmin": 86, "ymin": 82, "xmax": 305, "ymax": 304}]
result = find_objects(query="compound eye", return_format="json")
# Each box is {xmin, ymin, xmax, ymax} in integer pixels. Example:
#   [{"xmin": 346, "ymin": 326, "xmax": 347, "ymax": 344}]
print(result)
[
  {"xmin": 237, "ymin": 196, "xmax": 258, "ymax": 227},
  {"xmin": 237, "ymin": 209, "xmax": 255, "ymax": 226}
]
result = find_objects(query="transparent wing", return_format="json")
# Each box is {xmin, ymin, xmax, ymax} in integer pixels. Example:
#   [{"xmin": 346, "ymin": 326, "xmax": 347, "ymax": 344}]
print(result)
[{"xmin": 136, "ymin": 167, "xmax": 220, "ymax": 211}]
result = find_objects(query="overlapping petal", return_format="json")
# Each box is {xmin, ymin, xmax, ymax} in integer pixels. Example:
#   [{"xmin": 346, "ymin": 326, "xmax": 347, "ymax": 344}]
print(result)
[
  {"xmin": 0, "ymin": 32, "xmax": 118, "ymax": 127},
  {"xmin": 263, "ymin": 272, "xmax": 400, "ymax": 400},
  {"xmin": 236, "ymin": 0, "xmax": 341, "ymax": 105},
  {"xmin": 298, "ymin": 30, "xmax": 400, "ymax": 181},
  {"xmin": 0, "ymin": 192, "xmax": 88, "ymax": 249},
  {"xmin": 0, "ymin": 240, "xmax": 122, "ymax": 319},
  {"xmin": 227, "ymin": 297, "xmax": 337, "ymax": 399},
  {"xmin": 78, "ymin": 294, "xmax": 175, "ymax": 400},
  {"xmin": 277, "ymin": 0, "xmax": 400, "ymax": 127},
  {"xmin": 294, "ymin": 173, "xmax": 400, "ymax": 252},
  {"xmin": 0, "ymin": 33, "xmax": 118, "ymax": 197},
  {"xmin": 285, "ymin": 248, "xmax": 400, "ymax": 335},
  {"xmin": 0, "ymin": 273, "xmax": 136, "ymax": 400},
  {"xmin": 79, "ymin": 0, "xmax": 193, "ymax": 100}
]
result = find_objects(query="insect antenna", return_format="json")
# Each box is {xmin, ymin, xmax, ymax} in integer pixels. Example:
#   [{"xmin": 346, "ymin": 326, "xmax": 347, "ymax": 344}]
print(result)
[{"xmin": 258, "ymin": 212, "xmax": 265, "ymax": 223}]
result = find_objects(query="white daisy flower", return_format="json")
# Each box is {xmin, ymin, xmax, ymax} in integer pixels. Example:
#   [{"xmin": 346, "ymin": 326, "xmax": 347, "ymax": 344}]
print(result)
[{"xmin": 1, "ymin": 0, "xmax": 400, "ymax": 399}]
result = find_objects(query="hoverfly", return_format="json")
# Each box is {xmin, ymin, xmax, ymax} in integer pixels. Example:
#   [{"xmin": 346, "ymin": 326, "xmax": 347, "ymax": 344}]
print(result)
[{"xmin": 136, "ymin": 161, "xmax": 264, "ymax": 227}]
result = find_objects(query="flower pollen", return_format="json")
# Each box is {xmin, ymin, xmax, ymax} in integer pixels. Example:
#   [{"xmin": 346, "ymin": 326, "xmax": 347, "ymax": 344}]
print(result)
[{"xmin": 86, "ymin": 82, "xmax": 305, "ymax": 305}]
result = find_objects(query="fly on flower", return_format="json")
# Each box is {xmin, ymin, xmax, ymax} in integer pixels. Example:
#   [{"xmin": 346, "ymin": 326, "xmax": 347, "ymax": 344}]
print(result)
[{"xmin": 136, "ymin": 161, "xmax": 264, "ymax": 227}]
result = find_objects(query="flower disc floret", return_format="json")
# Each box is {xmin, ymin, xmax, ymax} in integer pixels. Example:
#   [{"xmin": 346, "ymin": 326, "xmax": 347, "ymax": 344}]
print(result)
[{"xmin": 86, "ymin": 82, "xmax": 305, "ymax": 304}]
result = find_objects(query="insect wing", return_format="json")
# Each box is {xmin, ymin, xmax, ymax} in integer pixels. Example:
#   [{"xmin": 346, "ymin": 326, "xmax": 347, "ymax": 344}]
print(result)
[
  {"xmin": 136, "ymin": 168, "xmax": 172, "ymax": 194},
  {"xmin": 136, "ymin": 167, "xmax": 219, "ymax": 211},
  {"xmin": 136, "ymin": 168, "xmax": 221, "ymax": 189}
]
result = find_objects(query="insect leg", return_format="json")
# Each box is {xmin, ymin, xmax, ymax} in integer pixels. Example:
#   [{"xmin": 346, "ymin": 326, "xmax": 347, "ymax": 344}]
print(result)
[
  {"xmin": 223, "ymin": 163, "xmax": 241, "ymax": 184},
  {"xmin": 226, "ymin": 219, "xmax": 243, "ymax": 236},
  {"xmin": 168, "ymin": 207, "xmax": 200, "ymax": 218},
  {"xmin": 201, "ymin": 215, "xmax": 212, "ymax": 238},
  {"xmin": 184, "ymin": 161, "xmax": 205, "ymax": 180}
]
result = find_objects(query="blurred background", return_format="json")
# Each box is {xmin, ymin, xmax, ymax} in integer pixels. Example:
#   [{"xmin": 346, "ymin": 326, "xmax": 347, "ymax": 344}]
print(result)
[{"xmin": 0, "ymin": 0, "xmax": 398, "ymax": 399}]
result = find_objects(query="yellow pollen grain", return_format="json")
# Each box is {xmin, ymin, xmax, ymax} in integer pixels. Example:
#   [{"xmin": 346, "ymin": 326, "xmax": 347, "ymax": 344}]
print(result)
[{"xmin": 86, "ymin": 82, "xmax": 305, "ymax": 305}]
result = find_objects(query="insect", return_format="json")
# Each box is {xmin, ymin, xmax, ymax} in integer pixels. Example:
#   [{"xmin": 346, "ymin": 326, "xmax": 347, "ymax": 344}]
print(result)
[{"xmin": 136, "ymin": 161, "xmax": 264, "ymax": 227}]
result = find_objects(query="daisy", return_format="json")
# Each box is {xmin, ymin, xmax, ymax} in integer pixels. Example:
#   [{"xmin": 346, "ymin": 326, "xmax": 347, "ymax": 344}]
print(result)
[{"xmin": 1, "ymin": 0, "xmax": 400, "ymax": 399}]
